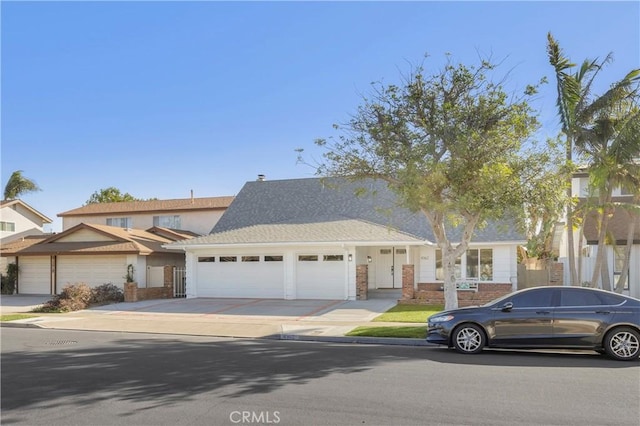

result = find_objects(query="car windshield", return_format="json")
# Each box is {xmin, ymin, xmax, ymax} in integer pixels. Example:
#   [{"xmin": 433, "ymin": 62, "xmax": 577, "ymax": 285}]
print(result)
[{"xmin": 482, "ymin": 291, "xmax": 514, "ymax": 307}]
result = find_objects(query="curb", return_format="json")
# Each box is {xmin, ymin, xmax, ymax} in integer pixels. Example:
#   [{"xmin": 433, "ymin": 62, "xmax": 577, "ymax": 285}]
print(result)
[
  {"xmin": 277, "ymin": 334, "xmax": 435, "ymax": 346},
  {"xmin": 0, "ymin": 322, "xmax": 44, "ymax": 329}
]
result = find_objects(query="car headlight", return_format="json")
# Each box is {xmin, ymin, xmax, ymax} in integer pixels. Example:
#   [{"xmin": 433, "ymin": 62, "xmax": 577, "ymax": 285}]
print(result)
[{"xmin": 429, "ymin": 315, "xmax": 454, "ymax": 323}]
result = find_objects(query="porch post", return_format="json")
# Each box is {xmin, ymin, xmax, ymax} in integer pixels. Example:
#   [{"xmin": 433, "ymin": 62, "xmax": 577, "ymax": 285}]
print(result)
[{"xmin": 402, "ymin": 264, "xmax": 415, "ymax": 300}]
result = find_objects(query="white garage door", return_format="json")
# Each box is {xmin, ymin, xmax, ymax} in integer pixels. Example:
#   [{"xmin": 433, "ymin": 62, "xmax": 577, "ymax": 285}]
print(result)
[
  {"xmin": 18, "ymin": 256, "xmax": 51, "ymax": 294},
  {"xmin": 57, "ymin": 255, "xmax": 127, "ymax": 290},
  {"xmin": 196, "ymin": 255, "xmax": 284, "ymax": 298},
  {"xmin": 296, "ymin": 254, "xmax": 346, "ymax": 299}
]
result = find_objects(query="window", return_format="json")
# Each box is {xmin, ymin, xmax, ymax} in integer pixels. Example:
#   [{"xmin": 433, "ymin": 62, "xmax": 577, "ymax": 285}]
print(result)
[
  {"xmin": 198, "ymin": 257, "xmax": 215, "ymax": 262},
  {"xmin": 323, "ymin": 255, "xmax": 344, "ymax": 261},
  {"xmin": 396, "ymin": 248, "xmax": 406, "ymax": 254},
  {"xmin": 219, "ymin": 256, "xmax": 237, "ymax": 262},
  {"xmin": 613, "ymin": 246, "xmax": 630, "ymax": 291},
  {"xmin": 298, "ymin": 255, "xmax": 318, "ymax": 261},
  {"xmin": 510, "ymin": 289, "xmax": 553, "ymax": 308},
  {"xmin": 559, "ymin": 289, "xmax": 604, "ymax": 307},
  {"xmin": 0, "ymin": 221, "xmax": 15, "ymax": 232},
  {"xmin": 242, "ymin": 256, "xmax": 259, "ymax": 262},
  {"xmin": 436, "ymin": 249, "xmax": 493, "ymax": 281},
  {"xmin": 153, "ymin": 215, "xmax": 181, "ymax": 229},
  {"xmin": 106, "ymin": 217, "xmax": 132, "ymax": 228},
  {"xmin": 265, "ymin": 255, "xmax": 283, "ymax": 262},
  {"xmin": 380, "ymin": 249, "xmax": 392, "ymax": 255}
]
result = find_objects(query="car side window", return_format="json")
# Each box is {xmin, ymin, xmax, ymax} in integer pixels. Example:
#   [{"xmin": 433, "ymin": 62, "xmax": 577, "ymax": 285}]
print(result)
[
  {"xmin": 510, "ymin": 289, "xmax": 553, "ymax": 308},
  {"xmin": 560, "ymin": 289, "xmax": 605, "ymax": 307}
]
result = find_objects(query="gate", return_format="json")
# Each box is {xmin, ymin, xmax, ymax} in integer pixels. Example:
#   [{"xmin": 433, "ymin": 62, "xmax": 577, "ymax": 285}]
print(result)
[{"xmin": 173, "ymin": 267, "xmax": 186, "ymax": 298}]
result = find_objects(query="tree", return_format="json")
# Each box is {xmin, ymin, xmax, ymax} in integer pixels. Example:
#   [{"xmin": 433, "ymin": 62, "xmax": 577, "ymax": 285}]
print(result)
[
  {"xmin": 3, "ymin": 170, "xmax": 41, "ymax": 200},
  {"xmin": 85, "ymin": 187, "xmax": 139, "ymax": 204},
  {"xmin": 548, "ymin": 33, "xmax": 640, "ymax": 289},
  {"xmin": 310, "ymin": 56, "xmax": 549, "ymax": 310},
  {"xmin": 547, "ymin": 33, "xmax": 640, "ymax": 286}
]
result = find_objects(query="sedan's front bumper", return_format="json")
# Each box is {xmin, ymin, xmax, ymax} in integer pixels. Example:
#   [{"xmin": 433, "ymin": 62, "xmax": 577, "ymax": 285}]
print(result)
[{"xmin": 426, "ymin": 323, "xmax": 453, "ymax": 345}]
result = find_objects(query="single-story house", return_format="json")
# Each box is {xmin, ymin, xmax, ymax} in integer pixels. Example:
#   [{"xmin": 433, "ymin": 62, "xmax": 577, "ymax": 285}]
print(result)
[
  {"xmin": 166, "ymin": 177, "xmax": 524, "ymax": 301},
  {"xmin": 1, "ymin": 223, "xmax": 193, "ymax": 294}
]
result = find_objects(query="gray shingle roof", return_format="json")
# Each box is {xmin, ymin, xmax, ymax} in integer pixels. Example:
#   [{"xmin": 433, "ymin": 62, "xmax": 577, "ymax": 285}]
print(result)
[{"xmin": 169, "ymin": 177, "xmax": 525, "ymax": 247}]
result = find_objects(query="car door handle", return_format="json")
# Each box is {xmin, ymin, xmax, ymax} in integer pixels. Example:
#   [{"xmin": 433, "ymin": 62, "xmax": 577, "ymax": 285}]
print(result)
[
  {"xmin": 535, "ymin": 311, "xmax": 551, "ymax": 315},
  {"xmin": 595, "ymin": 310, "xmax": 610, "ymax": 314}
]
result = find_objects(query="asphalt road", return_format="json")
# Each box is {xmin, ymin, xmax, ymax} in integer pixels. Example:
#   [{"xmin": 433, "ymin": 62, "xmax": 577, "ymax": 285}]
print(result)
[{"xmin": 2, "ymin": 328, "xmax": 639, "ymax": 426}]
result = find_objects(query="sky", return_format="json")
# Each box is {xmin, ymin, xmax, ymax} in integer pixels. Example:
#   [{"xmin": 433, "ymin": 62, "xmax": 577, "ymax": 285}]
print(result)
[{"xmin": 2, "ymin": 1, "xmax": 639, "ymax": 232}]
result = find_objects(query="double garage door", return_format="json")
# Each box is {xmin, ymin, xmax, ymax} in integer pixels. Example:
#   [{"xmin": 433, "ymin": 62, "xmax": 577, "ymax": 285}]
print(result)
[
  {"xmin": 17, "ymin": 255, "xmax": 127, "ymax": 294},
  {"xmin": 195, "ymin": 253, "xmax": 347, "ymax": 299}
]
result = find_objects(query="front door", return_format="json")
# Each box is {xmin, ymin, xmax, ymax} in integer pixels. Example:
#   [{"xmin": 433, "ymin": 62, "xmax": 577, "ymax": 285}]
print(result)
[{"xmin": 375, "ymin": 247, "xmax": 406, "ymax": 289}]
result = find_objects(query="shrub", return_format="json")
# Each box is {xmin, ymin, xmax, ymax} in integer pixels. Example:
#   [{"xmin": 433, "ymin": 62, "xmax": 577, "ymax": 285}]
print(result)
[
  {"xmin": 33, "ymin": 282, "xmax": 124, "ymax": 313},
  {"xmin": 1, "ymin": 264, "xmax": 18, "ymax": 295},
  {"xmin": 91, "ymin": 283, "xmax": 124, "ymax": 305}
]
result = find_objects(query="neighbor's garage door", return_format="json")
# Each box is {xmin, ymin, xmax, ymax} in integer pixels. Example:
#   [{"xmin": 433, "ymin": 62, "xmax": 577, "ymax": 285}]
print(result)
[
  {"xmin": 18, "ymin": 256, "xmax": 51, "ymax": 294},
  {"xmin": 57, "ymin": 255, "xmax": 127, "ymax": 289},
  {"xmin": 295, "ymin": 254, "xmax": 346, "ymax": 299},
  {"xmin": 196, "ymin": 255, "xmax": 284, "ymax": 298}
]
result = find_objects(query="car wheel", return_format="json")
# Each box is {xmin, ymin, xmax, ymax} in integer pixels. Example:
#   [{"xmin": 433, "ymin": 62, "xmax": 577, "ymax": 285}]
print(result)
[
  {"xmin": 452, "ymin": 323, "xmax": 485, "ymax": 354},
  {"xmin": 604, "ymin": 327, "xmax": 640, "ymax": 361}
]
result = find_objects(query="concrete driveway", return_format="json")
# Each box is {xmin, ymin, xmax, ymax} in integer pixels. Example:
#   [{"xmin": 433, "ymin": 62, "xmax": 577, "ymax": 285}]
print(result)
[{"xmin": 1, "ymin": 294, "xmax": 398, "ymax": 322}]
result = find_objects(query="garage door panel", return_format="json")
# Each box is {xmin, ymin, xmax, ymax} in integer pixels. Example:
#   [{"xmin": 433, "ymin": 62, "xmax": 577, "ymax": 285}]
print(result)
[
  {"xmin": 18, "ymin": 256, "xmax": 51, "ymax": 294},
  {"xmin": 296, "ymin": 255, "xmax": 346, "ymax": 299},
  {"xmin": 196, "ymin": 257, "xmax": 284, "ymax": 298},
  {"xmin": 57, "ymin": 255, "xmax": 127, "ymax": 289}
]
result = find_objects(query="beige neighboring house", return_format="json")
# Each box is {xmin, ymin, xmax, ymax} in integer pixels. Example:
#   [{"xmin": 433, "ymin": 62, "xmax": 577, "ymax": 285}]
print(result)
[
  {"xmin": 2, "ymin": 195, "xmax": 234, "ymax": 294},
  {"xmin": 58, "ymin": 195, "xmax": 235, "ymax": 235},
  {"xmin": 0, "ymin": 223, "xmax": 194, "ymax": 294},
  {"xmin": 1, "ymin": 199, "xmax": 53, "ymax": 274}
]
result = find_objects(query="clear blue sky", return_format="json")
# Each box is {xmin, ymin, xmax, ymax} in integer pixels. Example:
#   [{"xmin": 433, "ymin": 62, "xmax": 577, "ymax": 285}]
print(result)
[{"xmin": 2, "ymin": 1, "xmax": 639, "ymax": 232}]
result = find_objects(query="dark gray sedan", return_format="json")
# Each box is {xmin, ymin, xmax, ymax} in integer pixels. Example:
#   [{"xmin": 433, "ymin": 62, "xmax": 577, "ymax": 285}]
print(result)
[{"xmin": 427, "ymin": 286, "xmax": 640, "ymax": 361}]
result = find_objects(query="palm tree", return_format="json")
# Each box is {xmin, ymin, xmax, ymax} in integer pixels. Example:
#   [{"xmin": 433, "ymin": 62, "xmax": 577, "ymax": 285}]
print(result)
[
  {"xmin": 547, "ymin": 33, "xmax": 640, "ymax": 286},
  {"xmin": 3, "ymin": 170, "xmax": 41, "ymax": 200}
]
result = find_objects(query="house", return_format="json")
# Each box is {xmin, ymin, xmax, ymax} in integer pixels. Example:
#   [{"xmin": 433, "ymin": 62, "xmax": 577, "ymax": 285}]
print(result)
[
  {"xmin": 2, "ymin": 195, "xmax": 235, "ymax": 295},
  {"xmin": 559, "ymin": 170, "xmax": 640, "ymax": 298},
  {"xmin": 166, "ymin": 177, "xmax": 524, "ymax": 302},
  {"xmin": 0, "ymin": 223, "xmax": 191, "ymax": 294},
  {"xmin": 1, "ymin": 199, "xmax": 53, "ymax": 274},
  {"xmin": 58, "ymin": 195, "xmax": 235, "ymax": 234}
]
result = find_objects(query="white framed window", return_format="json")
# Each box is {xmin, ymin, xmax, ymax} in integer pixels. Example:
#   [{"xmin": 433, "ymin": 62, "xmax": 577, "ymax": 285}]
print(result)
[
  {"xmin": 242, "ymin": 256, "xmax": 259, "ymax": 262},
  {"xmin": 153, "ymin": 215, "xmax": 181, "ymax": 229},
  {"xmin": 298, "ymin": 255, "xmax": 318, "ymax": 261},
  {"xmin": 323, "ymin": 255, "xmax": 344, "ymax": 261},
  {"xmin": 106, "ymin": 217, "xmax": 132, "ymax": 228},
  {"xmin": 265, "ymin": 255, "xmax": 283, "ymax": 262},
  {"xmin": 0, "ymin": 221, "xmax": 15, "ymax": 232},
  {"xmin": 435, "ymin": 249, "xmax": 493, "ymax": 281}
]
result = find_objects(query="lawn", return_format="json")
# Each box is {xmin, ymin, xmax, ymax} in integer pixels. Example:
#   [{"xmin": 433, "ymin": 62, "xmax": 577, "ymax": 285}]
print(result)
[
  {"xmin": 0, "ymin": 314, "xmax": 39, "ymax": 322},
  {"xmin": 372, "ymin": 304, "xmax": 443, "ymax": 323},
  {"xmin": 346, "ymin": 325, "xmax": 427, "ymax": 339}
]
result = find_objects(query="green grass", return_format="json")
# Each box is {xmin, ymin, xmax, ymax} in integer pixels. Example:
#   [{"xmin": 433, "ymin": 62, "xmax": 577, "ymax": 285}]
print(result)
[
  {"xmin": 372, "ymin": 304, "xmax": 444, "ymax": 323},
  {"xmin": 0, "ymin": 314, "xmax": 39, "ymax": 322},
  {"xmin": 346, "ymin": 325, "xmax": 427, "ymax": 339}
]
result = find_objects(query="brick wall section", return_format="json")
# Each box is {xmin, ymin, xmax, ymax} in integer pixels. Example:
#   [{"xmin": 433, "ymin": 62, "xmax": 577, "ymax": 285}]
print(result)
[
  {"xmin": 402, "ymin": 282, "xmax": 513, "ymax": 307},
  {"xmin": 356, "ymin": 264, "xmax": 368, "ymax": 300},
  {"xmin": 123, "ymin": 266, "xmax": 175, "ymax": 302},
  {"xmin": 402, "ymin": 264, "xmax": 415, "ymax": 300},
  {"xmin": 550, "ymin": 262, "xmax": 564, "ymax": 285}
]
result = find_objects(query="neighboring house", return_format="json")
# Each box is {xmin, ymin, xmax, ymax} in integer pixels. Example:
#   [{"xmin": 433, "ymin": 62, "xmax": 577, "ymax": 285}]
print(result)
[
  {"xmin": 0, "ymin": 199, "xmax": 52, "ymax": 243},
  {"xmin": 559, "ymin": 170, "xmax": 640, "ymax": 298},
  {"xmin": 0, "ymin": 223, "xmax": 192, "ymax": 294},
  {"xmin": 58, "ymin": 195, "xmax": 235, "ymax": 235},
  {"xmin": 167, "ymin": 177, "xmax": 524, "ymax": 301},
  {"xmin": 1, "ymin": 199, "xmax": 52, "ymax": 274}
]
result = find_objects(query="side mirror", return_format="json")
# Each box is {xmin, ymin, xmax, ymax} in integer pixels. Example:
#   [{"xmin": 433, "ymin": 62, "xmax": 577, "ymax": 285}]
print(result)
[{"xmin": 501, "ymin": 302, "xmax": 513, "ymax": 312}]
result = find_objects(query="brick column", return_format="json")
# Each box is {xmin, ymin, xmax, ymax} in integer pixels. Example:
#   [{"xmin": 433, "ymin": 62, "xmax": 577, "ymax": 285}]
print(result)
[
  {"xmin": 550, "ymin": 262, "xmax": 564, "ymax": 285},
  {"xmin": 356, "ymin": 264, "xmax": 368, "ymax": 300},
  {"xmin": 124, "ymin": 282, "xmax": 138, "ymax": 302},
  {"xmin": 402, "ymin": 264, "xmax": 415, "ymax": 300}
]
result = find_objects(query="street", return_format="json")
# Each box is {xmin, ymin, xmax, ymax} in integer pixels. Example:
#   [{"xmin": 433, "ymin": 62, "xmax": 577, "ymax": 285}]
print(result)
[{"xmin": 2, "ymin": 328, "xmax": 639, "ymax": 426}]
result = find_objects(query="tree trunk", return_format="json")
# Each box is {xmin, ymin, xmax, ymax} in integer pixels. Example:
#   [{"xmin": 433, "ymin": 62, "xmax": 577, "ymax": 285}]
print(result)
[
  {"xmin": 615, "ymin": 211, "xmax": 636, "ymax": 293},
  {"xmin": 589, "ymin": 188, "xmax": 613, "ymax": 289},
  {"xmin": 442, "ymin": 249, "xmax": 459, "ymax": 310}
]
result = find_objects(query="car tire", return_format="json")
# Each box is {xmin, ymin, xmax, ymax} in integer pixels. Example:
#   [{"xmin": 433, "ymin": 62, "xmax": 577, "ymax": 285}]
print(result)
[
  {"xmin": 603, "ymin": 327, "xmax": 640, "ymax": 361},
  {"xmin": 452, "ymin": 323, "xmax": 486, "ymax": 354}
]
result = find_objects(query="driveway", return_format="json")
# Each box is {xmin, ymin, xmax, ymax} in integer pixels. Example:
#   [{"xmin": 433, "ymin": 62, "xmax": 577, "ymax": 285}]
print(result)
[{"xmin": 1, "ymin": 294, "xmax": 398, "ymax": 322}]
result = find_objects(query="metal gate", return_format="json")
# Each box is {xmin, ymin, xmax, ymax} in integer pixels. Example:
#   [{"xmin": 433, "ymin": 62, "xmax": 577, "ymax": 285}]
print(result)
[{"xmin": 173, "ymin": 267, "xmax": 186, "ymax": 298}]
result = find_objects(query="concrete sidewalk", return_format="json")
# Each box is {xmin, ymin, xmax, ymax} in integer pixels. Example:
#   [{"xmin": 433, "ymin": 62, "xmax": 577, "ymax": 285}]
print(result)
[{"xmin": 1, "ymin": 296, "xmax": 433, "ymax": 346}]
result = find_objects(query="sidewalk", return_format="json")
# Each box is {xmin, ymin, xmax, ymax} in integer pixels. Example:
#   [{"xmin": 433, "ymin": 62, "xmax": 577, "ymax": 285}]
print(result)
[{"xmin": 1, "ymin": 296, "xmax": 433, "ymax": 347}]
